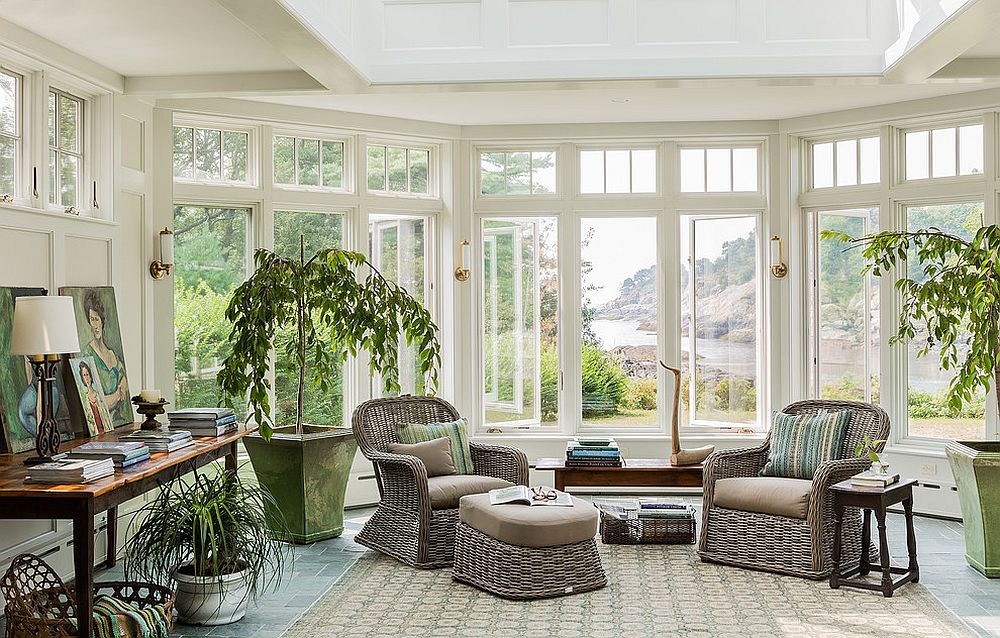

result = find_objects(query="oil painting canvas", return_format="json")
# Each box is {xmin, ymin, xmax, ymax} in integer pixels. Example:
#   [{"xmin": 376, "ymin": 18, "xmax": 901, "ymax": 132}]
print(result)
[
  {"xmin": 59, "ymin": 286, "xmax": 134, "ymax": 428},
  {"xmin": 68, "ymin": 355, "xmax": 115, "ymax": 436}
]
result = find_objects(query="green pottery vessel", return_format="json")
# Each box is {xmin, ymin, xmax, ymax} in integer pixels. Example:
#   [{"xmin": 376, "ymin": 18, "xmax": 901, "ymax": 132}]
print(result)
[{"xmin": 947, "ymin": 441, "xmax": 1000, "ymax": 577}]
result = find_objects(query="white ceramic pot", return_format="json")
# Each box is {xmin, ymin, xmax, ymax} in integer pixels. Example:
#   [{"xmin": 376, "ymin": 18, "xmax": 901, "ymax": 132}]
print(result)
[{"xmin": 172, "ymin": 565, "xmax": 250, "ymax": 626}]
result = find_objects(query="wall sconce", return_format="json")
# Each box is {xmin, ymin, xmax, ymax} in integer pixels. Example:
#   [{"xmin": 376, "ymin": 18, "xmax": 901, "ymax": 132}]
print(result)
[
  {"xmin": 454, "ymin": 240, "xmax": 471, "ymax": 282},
  {"xmin": 150, "ymin": 227, "xmax": 175, "ymax": 280},
  {"xmin": 770, "ymin": 235, "xmax": 787, "ymax": 279}
]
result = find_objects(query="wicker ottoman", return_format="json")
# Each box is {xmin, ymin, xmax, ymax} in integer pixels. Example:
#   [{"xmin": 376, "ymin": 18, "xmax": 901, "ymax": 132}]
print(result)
[{"xmin": 452, "ymin": 493, "xmax": 607, "ymax": 599}]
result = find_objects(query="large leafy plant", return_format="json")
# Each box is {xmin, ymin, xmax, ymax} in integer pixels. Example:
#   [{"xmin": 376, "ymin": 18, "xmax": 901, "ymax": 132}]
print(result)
[
  {"xmin": 823, "ymin": 224, "xmax": 1000, "ymax": 417},
  {"xmin": 124, "ymin": 469, "xmax": 288, "ymax": 602},
  {"xmin": 217, "ymin": 241, "xmax": 440, "ymax": 439}
]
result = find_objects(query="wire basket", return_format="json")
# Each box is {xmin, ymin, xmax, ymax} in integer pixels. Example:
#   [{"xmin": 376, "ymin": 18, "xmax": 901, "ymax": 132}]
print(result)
[{"xmin": 600, "ymin": 512, "xmax": 696, "ymax": 545}]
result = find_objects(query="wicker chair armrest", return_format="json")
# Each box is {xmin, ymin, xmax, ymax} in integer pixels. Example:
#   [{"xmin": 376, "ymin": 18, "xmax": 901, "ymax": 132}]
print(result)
[
  {"xmin": 702, "ymin": 443, "xmax": 770, "ymax": 508},
  {"xmin": 470, "ymin": 442, "xmax": 529, "ymax": 485},
  {"xmin": 808, "ymin": 456, "xmax": 873, "ymax": 517},
  {"xmin": 368, "ymin": 451, "xmax": 432, "ymax": 514}
]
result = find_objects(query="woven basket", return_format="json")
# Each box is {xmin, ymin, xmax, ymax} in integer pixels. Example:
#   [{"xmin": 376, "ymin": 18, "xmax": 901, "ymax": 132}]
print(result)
[
  {"xmin": 600, "ymin": 512, "xmax": 696, "ymax": 545},
  {"xmin": 1, "ymin": 554, "xmax": 175, "ymax": 638}
]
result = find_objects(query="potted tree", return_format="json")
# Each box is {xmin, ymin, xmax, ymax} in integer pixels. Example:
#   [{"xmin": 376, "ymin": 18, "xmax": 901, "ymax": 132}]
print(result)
[
  {"xmin": 824, "ymin": 223, "xmax": 1000, "ymax": 576},
  {"xmin": 124, "ymin": 469, "xmax": 288, "ymax": 625},
  {"xmin": 217, "ymin": 241, "xmax": 440, "ymax": 543}
]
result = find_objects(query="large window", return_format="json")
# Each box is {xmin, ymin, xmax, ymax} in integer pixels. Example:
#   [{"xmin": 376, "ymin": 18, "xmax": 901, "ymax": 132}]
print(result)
[
  {"xmin": 370, "ymin": 214, "xmax": 432, "ymax": 397},
  {"xmin": 173, "ymin": 205, "xmax": 250, "ymax": 412},
  {"xmin": 680, "ymin": 147, "xmax": 758, "ymax": 193},
  {"xmin": 811, "ymin": 137, "xmax": 880, "ymax": 188},
  {"xmin": 480, "ymin": 151, "xmax": 556, "ymax": 196},
  {"xmin": 481, "ymin": 217, "xmax": 558, "ymax": 428},
  {"xmin": 905, "ymin": 202, "xmax": 985, "ymax": 440},
  {"xmin": 579, "ymin": 149, "xmax": 656, "ymax": 194},
  {"xmin": 367, "ymin": 144, "xmax": 430, "ymax": 195},
  {"xmin": 173, "ymin": 126, "xmax": 250, "ymax": 183},
  {"xmin": 581, "ymin": 217, "xmax": 657, "ymax": 427},
  {"xmin": 680, "ymin": 214, "xmax": 761, "ymax": 426},
  {"xmin": 0, "ymin": 69, "xmax": 19, "ymax": 199},
  {"xmin": 273, "ymin": 135, "xmax": 345, "ymax": 189},
  {"xmin": 808, "ymin": 208, "xmax": 880, "ymax": 402},
  {"xmin": 274, "ymin": 210, "xmax": 346, "ymax": 426},
  {"xmin": 48, "ymin": 89, "xmax": 83, "ymax": 209},
  {"xmin": 904, "ymin": 124, "xmax": 983, "ymax": 180}
]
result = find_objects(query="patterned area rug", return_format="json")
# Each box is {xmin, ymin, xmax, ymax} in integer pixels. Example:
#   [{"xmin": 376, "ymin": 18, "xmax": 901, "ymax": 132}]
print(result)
[{"xmin": 283, "ymin": 543, "xmax": 975, "ymax": 638}]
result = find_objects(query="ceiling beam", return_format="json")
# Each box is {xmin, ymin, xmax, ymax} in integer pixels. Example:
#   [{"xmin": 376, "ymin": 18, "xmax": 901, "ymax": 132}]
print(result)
[
  {"xmin": 212, "ymin": 0, "xmax": 368, "ymax": 92},
  {"xmin": 883, "ymin": 0, "xmax": 1000, "ymax": 84},
  {"xmin": 930, "ymin": 57, "xmax": 1000, "ymax": 81},
  {"xmin": 124, "ymin": 70, "xmax": 326, "ymax": 97}
]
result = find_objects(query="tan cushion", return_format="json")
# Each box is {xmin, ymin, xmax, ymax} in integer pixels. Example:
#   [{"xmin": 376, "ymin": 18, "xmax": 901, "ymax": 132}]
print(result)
[
  {"xmin": 714, "ymin": 477, "xmax": 813, "ymax": 519},
  {"xmin": 458, "ymin": 493, "xmax": 599, "ymax": 548},
  {"xmin": 427, "ymin": 475, "xmax": 513, "ymax": 510},
  {"xmin": 388, "ymin": 436, "xmax": 456, "ymax": 477}
]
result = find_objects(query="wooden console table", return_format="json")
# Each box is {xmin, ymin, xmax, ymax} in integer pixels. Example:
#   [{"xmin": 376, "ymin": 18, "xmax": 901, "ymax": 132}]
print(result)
[
  {"xmin": 0, "ymin": 424, "xmax": 251, "ymax": 638},
  {"xmin": 535, "ymin": 457, "xmax": 703, "ymax": 491}
]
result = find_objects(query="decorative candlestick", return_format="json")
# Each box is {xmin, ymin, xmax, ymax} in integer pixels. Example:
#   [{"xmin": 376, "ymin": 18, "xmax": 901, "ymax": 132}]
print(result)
[{"xmin": 131, "ymin": 396, "xmax": 169, "ymax": 430}]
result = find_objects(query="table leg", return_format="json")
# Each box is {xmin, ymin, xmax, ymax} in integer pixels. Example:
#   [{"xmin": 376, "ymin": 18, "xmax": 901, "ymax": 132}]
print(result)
[
  {"xmin": 73, "ymin": 501, "xmax": 96, "ymax": 638},
  {"xmin": 105, "ymin": 506, "xmax": 117, "ymax": 569},
  {"xmin": 903, "ymin": 496, "xmax": 919, "ymax": 583},
  {"xmin": 225, "ymin": 441, "xmax": 238, "ymax": 472},
  {"xmin": 830, "ymin": 500, "xmax": 845, "ymax": 589},
  {"xmin": 875, "ymin": 508, "xmax": 893, "ymax": 597},
  {"xmin": 859, "ymin": 509, "xmax": 871, "ymax": 576},
  {"xmin": 553, "ymin": 470, "xmax": 565, "ymax": 492}
]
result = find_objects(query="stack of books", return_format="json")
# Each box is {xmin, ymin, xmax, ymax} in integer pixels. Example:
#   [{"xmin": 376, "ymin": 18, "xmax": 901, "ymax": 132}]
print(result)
[
  {"xmin": 119, "ymin": 429, "xmax": 194, "ymax": 453},
  {"xmin": 851, "ymin": 470, "xmax": 901, "ymax": 489},
  {"xmin": 565, "ymin": 438, "xmax": 622, "ymax": 467},
  {"xmin": 167, "ymin": 407, "xmax": 238, "ymax": 437},
  {"xmin": 65, "ymin": 441, "xmax": 151, "ymax": 469},
  {"xmin": 636, "ymin": 501, "xmax": 696, "ymax": 521},
  {"xmin": 26, "ymin": 458, "xmax": 115, "ymax": 484}
]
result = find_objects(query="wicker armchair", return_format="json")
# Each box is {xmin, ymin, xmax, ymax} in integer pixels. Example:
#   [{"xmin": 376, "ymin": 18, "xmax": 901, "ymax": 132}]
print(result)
[
  {"xmin": 698, "ymin": 400, "xmax": 890, "ymax": 579},
  {"xmin": 351, "ymin": 395, "xmax": 529, "ymax": 568}
]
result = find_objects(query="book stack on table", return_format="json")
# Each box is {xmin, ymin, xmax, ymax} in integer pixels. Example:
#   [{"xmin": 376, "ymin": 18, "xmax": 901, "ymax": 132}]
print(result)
[
  {"xmin": 26, "ymin": 458, "xmax": 115, "ymax": 484},
  {"xmin": 119, "ymin": 429, "xmax": 194, "ymax": 453},
  {"xmin": 851, "ymin": 470, "xmax": 901, "ymax": 489},
  {"xmin": 565, "ymin": 438, "xmax": 622, "ymax": 468},
  {"xmin": 65, "ymin": 441, "xmax": 151, "ymax": 469},
  {"xmin": 167, "ymin": 407, "xmax": 238, "ymax": 437}
]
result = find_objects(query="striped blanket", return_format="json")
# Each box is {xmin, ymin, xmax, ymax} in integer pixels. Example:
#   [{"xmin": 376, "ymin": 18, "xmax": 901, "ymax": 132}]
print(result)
[{"xmin": 69, "ymin": 595, "xmax": 171, "ymax": 638}]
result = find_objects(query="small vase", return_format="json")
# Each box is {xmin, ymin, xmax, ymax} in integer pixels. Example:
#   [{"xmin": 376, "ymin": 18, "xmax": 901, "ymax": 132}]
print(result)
[{"xmin": 871, "ymin": 461, "xmax": 890, "ymax": 476}]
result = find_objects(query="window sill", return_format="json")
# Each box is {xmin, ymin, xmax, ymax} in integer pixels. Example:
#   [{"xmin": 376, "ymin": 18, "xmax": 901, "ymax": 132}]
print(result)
[{"xmin": 0, "ymin": 202, "xmax": 117, "ymax": 226}]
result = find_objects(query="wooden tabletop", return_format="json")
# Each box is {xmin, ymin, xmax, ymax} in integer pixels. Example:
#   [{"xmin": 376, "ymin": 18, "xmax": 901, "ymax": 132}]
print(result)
[
  {"xmin": 535, "ymin": 457, "xmax": 703, "ymax": 471},
  {"xmin": 830, "ymin": 477, "xmax": 917, "ymax": 494},
  {"xmin": 0, "ymin": 424, "xmax": 253, "ymax": 499}
]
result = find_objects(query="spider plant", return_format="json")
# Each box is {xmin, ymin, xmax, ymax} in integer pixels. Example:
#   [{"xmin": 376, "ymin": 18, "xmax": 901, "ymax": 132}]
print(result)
[{"xmin": 124, "ymin": 468, "xmax": 289, "ymax": 603}]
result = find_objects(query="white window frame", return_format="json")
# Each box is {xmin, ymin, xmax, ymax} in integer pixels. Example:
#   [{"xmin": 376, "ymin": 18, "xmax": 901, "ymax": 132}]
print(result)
[
  {"xmin": 272, "ymin": 130, "xmax": 352, "ymax": 193},
  {"xmin": 0, "ymin": 65, "xmax": 23, "ymax": 202},
  {"xmin": 805, "ymin": 134, "xmax": 881, "ymax": 191},
  {"xmin": 172, "ymin": 117, "xmax": 257, "ymax": 187},
  {"xmin": 677, "ymin": 143, "xmax": 763, "ymax": 194},
  {"xmin": 476, "ymin": 147, "xmax": 559, "ymax": 198},
  {"xmin": 576, "ymin": 146, "xmax": 660, "ymax": 196},
  {"xmin": 46, "ymin": 87, "xmax": 85, "ymax": 212},
  {"xmin": 366, "ymin": 141, "xmax": 437, "ymax": 198},
  {"xmin": 899, "ymin": 119, "xmax": 985, "ymax": 184}
]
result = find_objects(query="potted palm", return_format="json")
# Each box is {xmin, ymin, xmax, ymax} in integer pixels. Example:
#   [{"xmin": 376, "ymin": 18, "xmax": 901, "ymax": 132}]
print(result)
[
  {"xmin": 124, "ymin": 469, "xmax": 288, "ymax": 625},
  {"xmin": 824, "ymin": 223, "xmax": 1000, "ymax": 576},
  {"xmin": 217, "ymin": 241, "xmax": 440, "ymax": 543}
]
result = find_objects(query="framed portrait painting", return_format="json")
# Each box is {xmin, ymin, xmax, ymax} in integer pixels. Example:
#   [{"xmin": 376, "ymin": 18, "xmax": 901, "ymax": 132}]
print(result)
[
  {"xmin": 67, "ymin": 355, "xmax": 115, "ymax": 436},
  {"xmin": 59, "ymin": 286, "xmax": 134, "ymax": 428}
]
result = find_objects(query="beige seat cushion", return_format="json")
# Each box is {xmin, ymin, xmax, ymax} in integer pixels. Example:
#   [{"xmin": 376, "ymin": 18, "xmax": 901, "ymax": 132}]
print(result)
[
  {"xmin": 427, "ymin": 475, "xmax": 513, "ymax": 510},
  {"xmin": 388, "ymin": 436, "xmax": 456, "ymax": 477},
  {"xmin": 714, "ymin": 477, "xmax": 813, "ymax": 519},
  {"xmin": 459, "ymin": 493, "xmax": 598, "ymax": 548}
]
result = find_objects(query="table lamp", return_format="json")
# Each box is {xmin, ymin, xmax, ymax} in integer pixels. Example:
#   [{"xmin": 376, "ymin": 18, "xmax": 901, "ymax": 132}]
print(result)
[{"xmin": 10, "ymin": 296, "xmax": 81, "ymax": 464}]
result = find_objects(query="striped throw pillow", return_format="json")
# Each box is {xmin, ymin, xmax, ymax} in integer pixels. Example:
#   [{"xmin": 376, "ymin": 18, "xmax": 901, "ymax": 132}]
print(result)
[
  {"xmin": 396, "ymin": 417, "xmax": 475, "ymax": 475},
  {"xmin": 759, "ymin": 410, "xmax": 851, "ymax": 479}
]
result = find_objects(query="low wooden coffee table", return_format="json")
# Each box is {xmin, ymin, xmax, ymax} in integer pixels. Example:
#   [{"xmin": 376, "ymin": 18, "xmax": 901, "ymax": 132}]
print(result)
[{"xmin": 535, "ymin": 458, "xmax": 703, "ymax": 491}]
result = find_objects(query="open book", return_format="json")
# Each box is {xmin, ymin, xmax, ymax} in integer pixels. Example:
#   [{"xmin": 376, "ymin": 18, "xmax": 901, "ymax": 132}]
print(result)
[{"xmin": 489, "ymin": 485, "xmax": 574, "ymax": 507}]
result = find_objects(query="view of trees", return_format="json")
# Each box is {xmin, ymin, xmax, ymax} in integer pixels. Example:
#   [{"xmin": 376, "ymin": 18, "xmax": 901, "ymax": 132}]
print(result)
[
  {"xmin": 480, "ymin": 151, "xmax": 556, "ymax": 195},
  {"xmin": 173, "ymin": 126, "xmax": 248, "ymax": 182},
  {"xmin": 273, "ymin": 136, "xmax": 344, "ymax": 188},
  {"xmin": 368, "ymin": 145, "xmax": 429, "ymax": 194},
  {"xmin": 48, "ymin": 91, "xmax": 82, "ymax": 208},
  {"xmin": 0, "ymin": 71, "xmax": 15, "ymax": 197}
]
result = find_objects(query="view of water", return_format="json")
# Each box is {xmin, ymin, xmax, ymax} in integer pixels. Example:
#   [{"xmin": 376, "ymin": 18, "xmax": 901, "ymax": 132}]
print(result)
[{"xmin": 592, "ymin": 319, "xmax": 655, "ymax": 348}]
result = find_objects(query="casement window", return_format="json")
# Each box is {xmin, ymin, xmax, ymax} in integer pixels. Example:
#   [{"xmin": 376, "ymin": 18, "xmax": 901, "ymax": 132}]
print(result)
[
  {"xmin": 48, "ymin": 89, "xmax": 84, "ymax": 209},
  {"xmin": 273, "ymin": 210, "xmax": 347, "ymax": 425},
  {"xmin": 369, "ymin": 213, "xmax": 433, "ymax": 397},
  {"xmin": 680, "ymin": 214, "xmax": 762, "ymax": 427},
  {"xmin": 807, "ymin": 207, "xmax": 880, "ymax": 403},
  {"xmin": 904, "ymin": 124, "xmax": 983, "ymax": 180},
  {"xmin": 172, "ymin": 205, "xmax": 251, "ymax": 414},
  {"xmin": 810, "ymin": 137, "xmax": 880, "ymax": 188},
  {"xmin": 173, "ymin": 126, "xmax": 250, "ymax": 184},
  {"xmin": 680, "ymin": 147, "xmax": 758, "ymax": 193},
  {"xmin": 481, "ymin": 217, "xmax": 558, "ymax": 428},
  {"xmin": 367, "ymin": 144, "xmax": 431, "ymax": 195},
  {"xmin": 904, "ymin": 202, "xmax": 985, "ymax": 441},
  {"xmin": 480, "ymin": 151, "xmax": 556, "ymax": 196},
  {"xmin": 0, "ymin": 69, "xmax": 20, "ymax": 199},
  {"xmin": 579, "ymin": 149, "xmax": 656, "ymax": 194},
  {"xmin": 273, "ymin": 135, "xmax": 345, "ymax": 190}
]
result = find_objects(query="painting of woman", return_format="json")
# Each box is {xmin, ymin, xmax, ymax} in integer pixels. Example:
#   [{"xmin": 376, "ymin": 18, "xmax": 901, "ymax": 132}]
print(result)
[{"xmin": 70, "ymin": 356, "xmax": 114, "ymax": 435}]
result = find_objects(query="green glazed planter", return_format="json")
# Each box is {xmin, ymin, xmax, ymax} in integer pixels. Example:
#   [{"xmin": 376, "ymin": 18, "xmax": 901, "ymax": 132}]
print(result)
[
  {"xmin": 243, "ymin": 425, "xmax": 357, "ymax": 545},
  {"xmin": 946, "ymin": 441, "xmax": 1000, "ymax": 577}
]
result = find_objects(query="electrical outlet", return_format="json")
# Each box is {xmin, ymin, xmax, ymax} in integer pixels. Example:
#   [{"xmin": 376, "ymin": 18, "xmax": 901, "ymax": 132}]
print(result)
[{"xmin": 920, "ymin": 463, "xmax": 937, "ymax": 476}]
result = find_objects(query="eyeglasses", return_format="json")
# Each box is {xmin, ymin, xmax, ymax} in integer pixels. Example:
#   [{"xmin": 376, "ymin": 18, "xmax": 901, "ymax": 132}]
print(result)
[{"xmin": 531, "ymin": 487, "xmax": 557, "ymax": 501}]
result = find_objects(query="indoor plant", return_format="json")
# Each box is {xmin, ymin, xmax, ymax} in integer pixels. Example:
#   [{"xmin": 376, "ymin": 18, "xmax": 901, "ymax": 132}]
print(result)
[
  {"xmin": 217, "ymin": 240, "xmax": 440, "ymax": 543},
  {"xmin": 124, "ymin": 469, "xmax": 288, "ymax": 625},
  {"xmin": 825, "ymin": 223, "xmax": 1000, "ymax": 576}
]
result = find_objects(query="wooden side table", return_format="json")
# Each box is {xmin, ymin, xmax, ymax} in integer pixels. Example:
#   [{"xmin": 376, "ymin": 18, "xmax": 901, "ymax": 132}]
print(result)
[{"xmin": 829, "ymin": 478, "xmax": 919, "ymax": 597}]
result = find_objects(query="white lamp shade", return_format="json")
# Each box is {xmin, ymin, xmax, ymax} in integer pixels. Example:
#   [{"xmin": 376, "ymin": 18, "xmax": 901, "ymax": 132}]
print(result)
[
  {"xmin": 160, "ymin": 230, "xmax": 174, "ymax": 265},
  {"xmin": 10, "ymin": 296, "xmax": 81, "ymax": 356}
]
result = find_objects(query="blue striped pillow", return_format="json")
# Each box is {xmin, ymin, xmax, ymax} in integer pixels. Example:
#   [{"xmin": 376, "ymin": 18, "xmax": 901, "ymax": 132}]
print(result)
[
  {"xmin": 759, "ymin": 410, "xmax": 851, "ymax": 479},
  {"xmin": 395, "ymin": 417, "xmax": 475, "ymax": 475}
]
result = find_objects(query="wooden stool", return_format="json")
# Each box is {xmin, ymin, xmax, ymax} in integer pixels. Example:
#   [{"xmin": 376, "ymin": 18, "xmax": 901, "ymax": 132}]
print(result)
[{"xmin": 829, "ymin": 478, "xmax": 919, "ymax": 597}]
